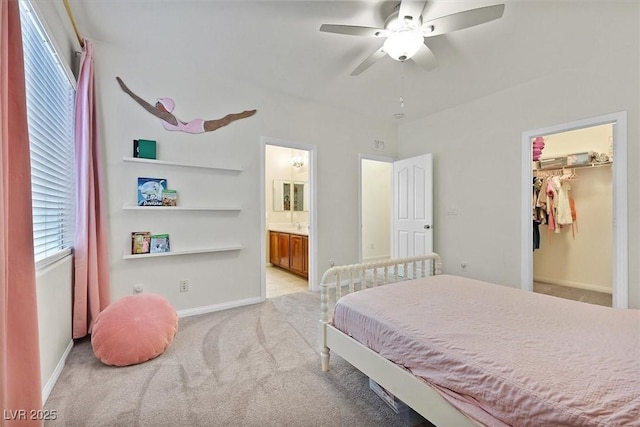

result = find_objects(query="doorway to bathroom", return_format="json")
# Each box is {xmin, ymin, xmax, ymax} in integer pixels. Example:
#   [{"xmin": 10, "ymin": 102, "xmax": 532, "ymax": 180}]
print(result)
[{"xmin": 261, "ymin": 137, "xmax": 316, "ymax": 299}]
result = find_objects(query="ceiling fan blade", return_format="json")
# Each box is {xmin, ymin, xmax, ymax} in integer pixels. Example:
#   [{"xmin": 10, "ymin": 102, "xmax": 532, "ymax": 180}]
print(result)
[
  {"xmin": 398, "ymin": 0, "xmax": 428, "ymax": 24},
  {"xmin": 410, "ymin": 43, "xmax": 438, "ymax": 71},
  {"xmin": 320, "ymin": 24, "xmax": 388, "ymax": 37},
  {"xmin": 422, "ymin": 4, "xmax": 505, "ymax": 37},
  {"xmin": 351, "ymin": 47, "xmax": 387, "ymax": 76}
]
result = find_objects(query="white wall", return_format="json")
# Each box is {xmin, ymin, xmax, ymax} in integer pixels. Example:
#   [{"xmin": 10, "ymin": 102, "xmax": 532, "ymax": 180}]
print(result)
[
  {"xmin": 533, "ymin": 125, "xmax": 613, "ymax": 293},
  {"xmin": 398, "ymin": 2, "xmax": 640, "ymax": 308},
  {"xmin": 36, "ymin": 256, "xmax": 73, "ymax": 402},
  {"xmin": 361, "ymin": 159, "xmax": 391, "ymax": 262},
  {"xmin": 93, "ymin": 41, "xmax": 398, "ymax": 310}
]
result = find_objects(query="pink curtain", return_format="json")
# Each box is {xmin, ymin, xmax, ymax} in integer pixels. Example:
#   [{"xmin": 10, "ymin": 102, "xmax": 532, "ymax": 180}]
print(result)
[
  {"xmin": 72, "ymin": 38, "xmax": 111, "ymax": 339},
  {"xmin": 0, "ymin": 0, "xmax": 43, "ymax": 424}
]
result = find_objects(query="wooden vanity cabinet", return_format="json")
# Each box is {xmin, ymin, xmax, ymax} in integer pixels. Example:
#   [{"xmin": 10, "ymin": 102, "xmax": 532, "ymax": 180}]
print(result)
[
  {"xmin": 269, "ymin": 232, "xmax": 279, "ymax": 266},
  {"xmin": 277, "ymin": 232, "xmax": 290, "ymax": 268},
  {"xmin": 290, "ymin": 234, "xmax": 305, "ymax": 275},
  {"xmin": 269, "ymin": 231, "xmax": 308, "ymax": 278},
  {"xmin": 302, "ymin": 236, "xmax": 308, "ymax": 276}
]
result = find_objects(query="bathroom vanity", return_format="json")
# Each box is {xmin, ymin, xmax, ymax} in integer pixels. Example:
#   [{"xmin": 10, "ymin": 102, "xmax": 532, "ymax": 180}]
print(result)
[{"xmin": 269, "ymin": 228, "xmax": 308, "ymax": 278}]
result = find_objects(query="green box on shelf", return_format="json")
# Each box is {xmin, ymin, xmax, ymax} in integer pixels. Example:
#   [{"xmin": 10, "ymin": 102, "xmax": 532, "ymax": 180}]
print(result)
[{"xmin": 133, "ymin": 139, "xmax": 157, "ymax": 159}]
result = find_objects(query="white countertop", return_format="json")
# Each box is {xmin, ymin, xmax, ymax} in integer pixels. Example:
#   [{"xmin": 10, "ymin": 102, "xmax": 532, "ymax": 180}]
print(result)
[{"xmin": 268, "ymin": 224, "xmax": 309, "ymax": 236}]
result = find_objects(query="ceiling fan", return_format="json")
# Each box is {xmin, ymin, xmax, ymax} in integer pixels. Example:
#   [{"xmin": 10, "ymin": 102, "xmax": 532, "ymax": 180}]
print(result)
[{"xmin": 320, "ymin": 1, "xmax": 505, "ymax": 75}]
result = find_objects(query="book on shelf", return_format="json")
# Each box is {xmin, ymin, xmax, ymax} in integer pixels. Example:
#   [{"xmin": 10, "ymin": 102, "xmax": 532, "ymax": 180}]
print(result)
[
  {"xmin": 133, "ymin": 139, "xmax": 157, "ymax": 159},
  {"xmin": 162, "ymin": 189, "xmax": 177, "ymax": 206},
  {"xmin": 137, "ymin": 177, "xmax": 167, "ymax": 206},
  {"xmin": 150, "ymin": 234, "xmax": 170, "ymax": 253},
  {"xmin": 131, "ymin": 231, "xmax": 151, "ymax": 254}
]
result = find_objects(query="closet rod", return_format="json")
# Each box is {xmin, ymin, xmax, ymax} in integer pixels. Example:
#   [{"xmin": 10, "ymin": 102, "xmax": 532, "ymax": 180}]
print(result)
[
  {"xmin": 534, "ymin": 161, "xmax": 612, "ymax": 175},
  {"xmin": 533, "ymin": 168, "xmax": 574, "ymax": 177},
  {"xmin": 62, "ymin": 0, "xmax": 84, "ymax": 48}
]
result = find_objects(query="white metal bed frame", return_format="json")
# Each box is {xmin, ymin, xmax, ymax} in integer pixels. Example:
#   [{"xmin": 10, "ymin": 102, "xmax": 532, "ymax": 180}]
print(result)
[{"xmin": 319, "ymin": 253, "xmax": 478, "ymax": 427}]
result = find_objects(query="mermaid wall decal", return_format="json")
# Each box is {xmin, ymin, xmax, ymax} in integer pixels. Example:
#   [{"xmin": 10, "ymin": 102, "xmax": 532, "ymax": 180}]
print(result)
[{"xmin": 116, "ymin": 77, "xmax": 256, "ymax": 134}]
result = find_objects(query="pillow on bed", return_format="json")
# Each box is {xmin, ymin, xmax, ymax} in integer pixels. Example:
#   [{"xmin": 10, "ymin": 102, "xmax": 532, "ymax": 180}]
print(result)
[{"xmin": 91, "ymin": 293, "xmax": 178, "ymax": 367}]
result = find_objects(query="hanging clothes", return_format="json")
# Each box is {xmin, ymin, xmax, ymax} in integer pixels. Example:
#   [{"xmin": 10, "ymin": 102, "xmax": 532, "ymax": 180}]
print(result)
[
  {"xmin": 532, "ymin": 177, "xmax": 545, "ymax": 251},
  {"xmin": 546, "ymin": 177, "xmax": 556, "ymax": 233},
  {"xmin": 533, "ymin": 221, "xmax": 541, "ymax": 251},
  {"xmin": 553, "ymin": 175, "xmax": 573, "ymax": 226},
  {"xmin": 569, "ymin": 197, "xmax": 578, "ymax": 238},
  {"xmin": 533, "ymin": 177, "xmax": 547, "ymax": 224}
]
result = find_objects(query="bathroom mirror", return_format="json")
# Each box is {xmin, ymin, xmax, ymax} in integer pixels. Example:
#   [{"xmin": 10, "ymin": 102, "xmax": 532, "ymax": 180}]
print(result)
[
  {"xmin": 273, "ymin": 180, "xmax": 308, "ymax": 212},
  {"xmin": 273, "ymin": 180, "xmax": 290, "ymax": 212},
  {"xmin": 293, "ymin": 181, "xmax": 308, "ymax": 211},
  {"xmin": 292, "ymin": 182, "xmax": 303, "ymax": 211}
]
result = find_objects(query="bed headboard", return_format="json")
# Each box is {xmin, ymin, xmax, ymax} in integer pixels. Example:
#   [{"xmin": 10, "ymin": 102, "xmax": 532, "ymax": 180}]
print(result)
[{"xmin": 320, "ymin": 253, "xmax": 442, "ymax": 324}]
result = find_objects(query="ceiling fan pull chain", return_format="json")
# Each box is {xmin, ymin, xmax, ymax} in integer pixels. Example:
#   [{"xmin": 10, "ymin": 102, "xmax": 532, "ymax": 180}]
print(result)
[{"xmin": 399, "ymin": 70, "xmax": 405, "ymax": 109}]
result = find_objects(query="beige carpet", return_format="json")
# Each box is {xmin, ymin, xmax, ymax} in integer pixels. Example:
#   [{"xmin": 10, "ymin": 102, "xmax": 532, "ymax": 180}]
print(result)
[{"xmin": 44, "ymin": 291, "xmax": 423, "ymax": 427}]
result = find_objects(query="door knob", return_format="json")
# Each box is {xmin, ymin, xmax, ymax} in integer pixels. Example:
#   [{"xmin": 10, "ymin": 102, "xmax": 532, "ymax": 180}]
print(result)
[{"xmin": 424, "ymin": 225, "xmax": 431, "ymax": 229}]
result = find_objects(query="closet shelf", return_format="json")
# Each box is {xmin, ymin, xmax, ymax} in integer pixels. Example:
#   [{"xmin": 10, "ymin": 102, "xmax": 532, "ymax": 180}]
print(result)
[
  {"xmin": 122, "ymin": 205, "xmax": 241, "ymax": 211},
  {"xmin": 123, "ymin": 245, "xmax": 243, "ymax": 259},
  {"xmin": 122, "ymin": 156, "xmax": 243, "ymax": 172},
  {"xmin": 535, "ymin": 161, "xmax": 612, "ymax": 173}
]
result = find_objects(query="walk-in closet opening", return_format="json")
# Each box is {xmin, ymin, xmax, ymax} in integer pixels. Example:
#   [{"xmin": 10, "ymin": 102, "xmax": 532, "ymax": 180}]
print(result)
[
  {"xmin": 521, "ymin": 111, "xmax": 628, "ymax": 309},
  {"xmin": 531, "ymin": 124, "xmax": 613, "ymax": 307}
]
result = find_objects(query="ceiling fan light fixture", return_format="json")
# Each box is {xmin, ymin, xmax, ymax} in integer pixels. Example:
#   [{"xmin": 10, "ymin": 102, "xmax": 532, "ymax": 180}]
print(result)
[{"xmin": 383, "ymin": 28, "xmax": 423, "ymax": 61}]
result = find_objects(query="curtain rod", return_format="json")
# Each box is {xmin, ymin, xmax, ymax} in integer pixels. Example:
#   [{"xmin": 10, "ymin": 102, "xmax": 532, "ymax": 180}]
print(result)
[{"xmin": 62, "ymin": 0, "xmax": 84, "ymax": 48}]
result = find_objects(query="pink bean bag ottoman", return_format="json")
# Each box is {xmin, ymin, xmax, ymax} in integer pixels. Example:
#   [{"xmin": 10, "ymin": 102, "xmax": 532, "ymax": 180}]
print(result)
[{"xmin": 91, "ymin": 293, "xmax": 178, "ymax": 367}]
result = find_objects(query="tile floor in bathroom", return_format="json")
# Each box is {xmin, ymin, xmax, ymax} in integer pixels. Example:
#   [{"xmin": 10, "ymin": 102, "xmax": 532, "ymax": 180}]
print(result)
[{"xmin": 265, "ymin": 265, "xmax": 309, "ymax": 298}]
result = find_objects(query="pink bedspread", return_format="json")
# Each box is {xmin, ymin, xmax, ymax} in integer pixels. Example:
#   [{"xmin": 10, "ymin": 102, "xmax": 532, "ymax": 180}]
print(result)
[{"xmin": 332, "ymin": 274, "xmax": 640, "ymax": 426}]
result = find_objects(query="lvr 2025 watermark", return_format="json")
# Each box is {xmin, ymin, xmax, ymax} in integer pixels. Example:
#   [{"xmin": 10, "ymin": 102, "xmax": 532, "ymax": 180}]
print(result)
[{"xmin": 3, "ymin": 409, "xmax": 57, "ymax": 420}]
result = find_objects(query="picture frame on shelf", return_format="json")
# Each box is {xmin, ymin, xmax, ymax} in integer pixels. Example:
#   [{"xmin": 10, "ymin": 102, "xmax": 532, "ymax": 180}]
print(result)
[
  {"xmin": 137, "ymin": 177, "xmax": 167, "ymax": 206},
  {"xmin": 162, "ymin": 189, "xmax": 177, "ymax": 206},
  {"xmin": 131, "ymin": 231, "xmax": 151, "ymax": 254},
  {"xmin": 150, "ymin": 234, "xmax": 170, "ymax": 253}
]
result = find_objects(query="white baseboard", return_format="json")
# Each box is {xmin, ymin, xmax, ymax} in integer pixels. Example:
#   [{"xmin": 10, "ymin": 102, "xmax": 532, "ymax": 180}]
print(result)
[
  {"xmin": 534, "ymin": 276, "xmax": 612, "ymax": 295},
  {"xmin": 176, "ymin": 296, "xmax": 264, "ymax": 318},
  {"xmin": 42, "ymin": 340, "xmax": 74, "ymax": 404}
]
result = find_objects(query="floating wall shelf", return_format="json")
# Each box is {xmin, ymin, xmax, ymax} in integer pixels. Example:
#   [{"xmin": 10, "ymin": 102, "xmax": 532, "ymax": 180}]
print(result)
[
  {"xmin": 122, "ymin": 154, "xmax": 243, "ymax": 259},
  {"xmin": 122, "ymin": 205, "xmax": 242, "ymax": 211},
  {"xmin": 123, "ymin": 156, "xmax": 243, "ymax": 172},
  {"xmin": 123, "ymin": 245, "xmax": 243, "ymax": 260}
]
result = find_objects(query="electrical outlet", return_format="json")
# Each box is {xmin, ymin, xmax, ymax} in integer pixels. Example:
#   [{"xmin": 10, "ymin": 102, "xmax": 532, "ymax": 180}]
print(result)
[
  {"xmin": 133, "ymin": 283, "xmax": 143, "ymax": 293},
  {"xmin": 329, "ymin": 259, "xmax": 335, "ymax": 267},
  {"xmin": 179, "ymin": 279, "xmax": 190, "ymax": 292}
]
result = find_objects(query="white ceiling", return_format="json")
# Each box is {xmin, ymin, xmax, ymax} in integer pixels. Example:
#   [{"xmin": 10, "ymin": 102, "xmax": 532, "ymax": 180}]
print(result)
[{"xmin": 68, "ymin": 0, "xmax": 630, "ymax": 124}]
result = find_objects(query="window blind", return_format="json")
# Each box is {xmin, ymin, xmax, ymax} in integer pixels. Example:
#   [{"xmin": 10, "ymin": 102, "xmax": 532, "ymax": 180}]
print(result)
[{"xmin": 19, "ymin": 0, "xmax": 76, "ymax": 263}]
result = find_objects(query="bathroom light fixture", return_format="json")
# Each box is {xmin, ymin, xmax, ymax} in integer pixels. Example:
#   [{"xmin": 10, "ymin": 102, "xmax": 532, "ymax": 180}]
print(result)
[{"xmin": 291, "ymin": 156, "xmax": 304, "ymax": 168}]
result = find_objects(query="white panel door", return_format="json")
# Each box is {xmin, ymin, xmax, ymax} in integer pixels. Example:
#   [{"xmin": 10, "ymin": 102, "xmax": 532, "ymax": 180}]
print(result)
[{"xmin": 392, "ymin": 154, "xmax": 433, "ymax": 258}]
